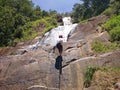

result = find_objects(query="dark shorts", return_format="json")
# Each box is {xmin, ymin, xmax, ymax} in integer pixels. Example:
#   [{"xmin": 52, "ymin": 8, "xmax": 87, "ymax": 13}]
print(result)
[{"xmin": 56, "ymin": 43, "xmax": 63, "ymax": 53}]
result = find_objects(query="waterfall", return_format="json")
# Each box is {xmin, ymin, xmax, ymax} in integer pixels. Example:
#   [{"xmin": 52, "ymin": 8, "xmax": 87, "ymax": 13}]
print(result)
[
  {"xmin": 28, "ymin": 17, "xmax": 78, "ymax": 49},
  {"xmin": 42, "ymin": 17, "xmax": 77, "ymax": 46}
]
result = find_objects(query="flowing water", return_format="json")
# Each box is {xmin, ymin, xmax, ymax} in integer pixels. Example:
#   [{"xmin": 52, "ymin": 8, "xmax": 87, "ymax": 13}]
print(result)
[{"xmin": 28, "ymin": 17, "xmax": 78, "ymax": 49}]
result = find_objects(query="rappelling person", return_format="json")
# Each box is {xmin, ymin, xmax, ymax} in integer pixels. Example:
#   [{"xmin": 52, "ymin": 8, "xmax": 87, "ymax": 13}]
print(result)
[{"xmin": 53, "ymin": 35, "xmax": 63, "ymax": 56}]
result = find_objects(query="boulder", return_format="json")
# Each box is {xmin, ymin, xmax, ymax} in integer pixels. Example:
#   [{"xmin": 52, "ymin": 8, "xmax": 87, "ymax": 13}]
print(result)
[{"xmin": 0, "ymin": 15, "xmax": 120, "ymax": 90}]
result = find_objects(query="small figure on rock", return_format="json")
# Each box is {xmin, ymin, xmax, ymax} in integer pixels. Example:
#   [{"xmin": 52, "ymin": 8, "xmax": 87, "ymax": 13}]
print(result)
[{"xmin": 53, "ymin": 35, "xmax": 63, "ymax": 56}]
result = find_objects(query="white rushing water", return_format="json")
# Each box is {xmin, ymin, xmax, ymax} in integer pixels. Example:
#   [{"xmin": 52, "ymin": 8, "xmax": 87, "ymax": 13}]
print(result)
[
  {"xmin": 28, "ymin": 17, "xmax": 78, "ymax": 49},
  {"xmin": 42, "ymin": 17, "xmax": 78, "ymax": 46}
]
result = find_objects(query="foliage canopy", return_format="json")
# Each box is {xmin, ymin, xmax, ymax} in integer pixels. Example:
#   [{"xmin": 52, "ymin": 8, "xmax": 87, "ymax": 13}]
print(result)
[{"xmin": 0, "ymin": 0, "xmax": 60, "ymax": 47}]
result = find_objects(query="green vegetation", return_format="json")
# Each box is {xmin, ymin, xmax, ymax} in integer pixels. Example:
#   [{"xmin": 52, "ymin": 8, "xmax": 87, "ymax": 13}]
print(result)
[
  {"xmin": 14, "ymin": 16, "xmax": 58, "ymax": 43},
  {"xmin": 103, "ymin": 1, "xmax": 120, "ymax": 16},
  {"xmin": 0, "ymin": 0, "xmax": 61, "ymax": 47},
  {"xmin": 84, "ymin": 67, "xmax": 98, "ymax": 87},
  {"xmin": 100, "ymin": 1, "xmax": 120, "ymax": 50},
  {"xmin": 80, "ymin": 19, "xmax": 88, "ymax": 23},
  {"xmin": 0, "ymin": 0, "xmax": 120, "ymax": 47},
  {"xmin": 84, "ymin": 66, "xmax": 120, "ymax": 88},
  {"xmin": 103, "ymin": 0, "xmax": 120, "ymax": 16},
  {"xmin": 102, "ymin": 15, "xmax": 120, "ymax": 42},
  {"xmin": 41, "ymin": 17, "xmax": 58, "ymax": 33},
  {"xmin": 72, "ymin": 0, "xmax": 120, "ymax": 45},
  {"xmin": 91, "ymin": 41, "xmax": 118, "ymax": 54},
  {"xmin": 14, "ymin": 22, "xmax": 38, "ymax": 43},
  {"xmin": 72, "ymin": 0, "xmax": 110, "ymax": 22},
  {"xmin": 72, "ymin": 0, "xmax": 120, "ymax": 22}
]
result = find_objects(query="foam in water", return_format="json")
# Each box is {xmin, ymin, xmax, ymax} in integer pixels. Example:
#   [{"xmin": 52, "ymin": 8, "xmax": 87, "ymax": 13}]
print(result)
[
  {"xmin": 63, "ymin": 17, "xmax": 72, "ymax": 26},
  {"xmin": 42, "ymin": 17, "xmax": 77, "ymax": 46},
  {"xmin": 28, "ymin": 17, "xmax": 78, "ymax": 49}
]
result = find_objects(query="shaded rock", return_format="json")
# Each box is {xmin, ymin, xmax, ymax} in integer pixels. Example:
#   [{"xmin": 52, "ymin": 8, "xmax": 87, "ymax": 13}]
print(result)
[
  {"xmin": 10, "ymin": 49, "xmax": 28, "ymax": 55},
  {"xmin": 28, "ymin": 59, "xmax": 36, "ymax": 64}
]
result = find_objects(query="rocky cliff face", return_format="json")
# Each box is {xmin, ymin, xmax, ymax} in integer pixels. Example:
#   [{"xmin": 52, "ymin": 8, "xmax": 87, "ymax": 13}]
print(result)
[{"xmin": 0, "ymin": 15, "xmax": 120, "ymax": 90}]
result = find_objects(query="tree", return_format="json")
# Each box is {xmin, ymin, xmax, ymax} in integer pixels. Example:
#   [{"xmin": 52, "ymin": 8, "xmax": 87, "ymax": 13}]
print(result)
[
  {"xmin": 91, "ymin": 0, "xmax": 110, "ymax": 16},
  {"xmin": 0, "ymin": 6, "xmax": 15, "ymax": 46},
  {"xmin": 110, "ymin": 0, "xmax": 120, "ymax": 15},
  {"xmin": 72, "ymin": 3, "xmax": 85, "ymax": 22},
  {"xmin": 32, "ymin": 6, "xmax": 42, "ymax": 20},
  {"xmin": 49, "ymin": 9, "xmax": 57, "ymax": 15},
  {"xmin": 42, "ymin": 10, "xmax": 49, "ymax": 17},
  {"xmin": 72, "ymin": 0, "xmax": 110, "ymax": 22},
  {"xmin": 0, "ymin": 0, "xmax": 33, "ymax": 46},
  {"xmin": 0, "ymin": 0, "xmax": 59, "ymax": 47}
]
